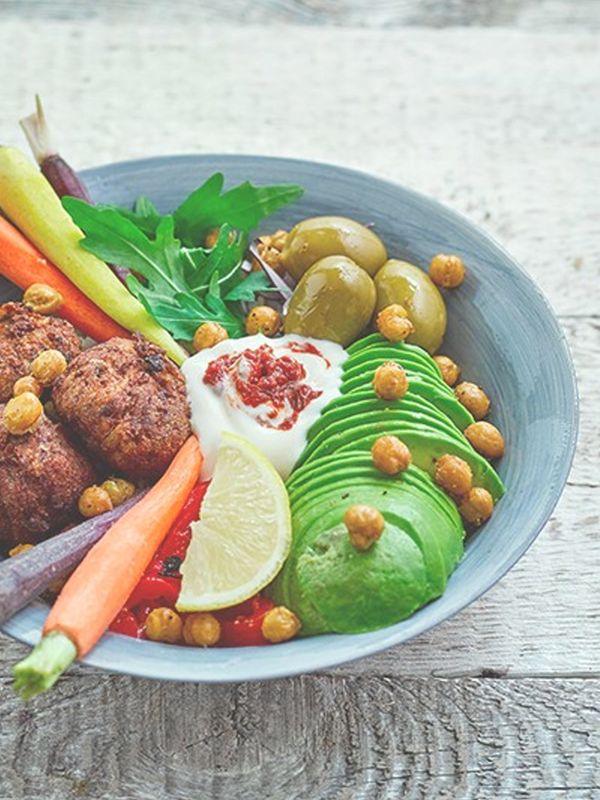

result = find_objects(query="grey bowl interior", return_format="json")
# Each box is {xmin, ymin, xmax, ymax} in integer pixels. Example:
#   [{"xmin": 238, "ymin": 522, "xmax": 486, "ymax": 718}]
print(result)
[{"xmin": 0, "ymin": 155, "xmax": 578, "ymax": 682}]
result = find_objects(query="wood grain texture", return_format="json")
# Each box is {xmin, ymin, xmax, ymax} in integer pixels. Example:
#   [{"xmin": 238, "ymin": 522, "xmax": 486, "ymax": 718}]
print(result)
[
  {"xmin": 0, "ymin": 9, "xmax": 599, "ymax": 798},
  {"xmin": 0, "ymin": 675, "xmax": 598, "ymax": 799},
  {"xmin": 2, "ymin": 0, "xmax": 600, "ymax": 30}
]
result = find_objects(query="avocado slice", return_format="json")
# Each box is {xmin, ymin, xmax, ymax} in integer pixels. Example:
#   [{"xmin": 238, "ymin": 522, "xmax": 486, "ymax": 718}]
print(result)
[
  {"xmin": 340, "ymin": 374, "xmax": 473, "ymax": 429},
  {"xmin": 343, "ymin": 347, "xmax": 442, "ymax": 383}
]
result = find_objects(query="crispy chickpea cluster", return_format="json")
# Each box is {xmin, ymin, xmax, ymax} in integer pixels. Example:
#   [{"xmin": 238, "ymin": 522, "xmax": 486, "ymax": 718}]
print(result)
[
  {"xmin": 101, "ymin": 477, "xmax": 136, "ymax": 507},
  {"xmin": 145, "ymin": 607, "xmax": 183, "ymax": 644},
  {"xmin": 376, "ymin": 304, "xmax": 415, "ymax": 343},
  {"xmin": 455, "ymin": 382, "xmax": 490, "ymax": 420},
  {"xmin": 3, "ymin": 392, "xmax": 44, "ymax": 436},
  {"xmin": 23, "ymin": 283, "xmax": 63, "ymax": 315},
  {"xmin": 193, "ymin": 321, "xmax": 229, "ymax": 352},
  {"xmin": 433, "ymin": 355, "xmax": 461, "ymax": 387},
  {"xmin": 246, "ymin": 305, "xmax": 282, "ymax": 337},
  {"xmin": 13, "ymin": 375, "xmax": 42, "ymax": 398},
  {"xmin": 373, "ymin": 361, "xmax": 409, "ymax": 401},
  {"xmin": 464, "ymin": 421, "xmax": 505, "ymax": 459},
  {"xmin": 183, "ymin": 612, "xmax": 221, "ymax": 646},
  {"xmin": 261, "ymin": 606, "xmax": 301, "ymax": 643},
  {"xmin": 372, "ymin": 435, "xmax": 411, "ymax": 475},
  {"xmin": 252, "ymin": 230, "xmax": 288, "ymax": 274},
  {"xmin": 78, "ymin": 485, "xmax": 113, "ymax": 518},
  {"xmin": 434, "ymin": 454, "xmax": 473, "ymax": 498},
  {"xmin": 429, "ymin": 254, "xmax": 465, "ymax": 289},
  {"xmin": 344, "ymin": 504, "xmax": 385, "ymax": 551},
  {"xmin": 458, "ymin": 487, "xmax": 494, "ymax": 526},
  {"xmin": 30, "ymin": 349, "xmax": 67, "ymax": 387}
]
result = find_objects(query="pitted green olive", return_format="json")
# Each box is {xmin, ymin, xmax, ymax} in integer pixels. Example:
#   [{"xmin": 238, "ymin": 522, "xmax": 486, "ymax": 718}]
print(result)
[
  {"xmin": 374, "ymin": 260, "xmax": 447, "ymax": 353},
  {"xmin": 281, "ymin": 216, "xmax": 387, "ymax": 283},
  {"xmin": 284, "ymin": 256, "xmax": 376, "ymax": 346}
]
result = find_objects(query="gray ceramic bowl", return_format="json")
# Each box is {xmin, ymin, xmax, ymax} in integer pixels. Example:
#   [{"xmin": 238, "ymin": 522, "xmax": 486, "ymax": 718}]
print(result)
[{"xmin": 1, "ymin": 155, "xmax": 578, "ymax": 682}]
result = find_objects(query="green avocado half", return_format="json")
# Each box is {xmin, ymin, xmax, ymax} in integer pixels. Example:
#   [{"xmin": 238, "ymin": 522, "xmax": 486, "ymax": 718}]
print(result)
[{"xmin": 269, "ymin": 333, "xmax": 505, "ymax": 636}]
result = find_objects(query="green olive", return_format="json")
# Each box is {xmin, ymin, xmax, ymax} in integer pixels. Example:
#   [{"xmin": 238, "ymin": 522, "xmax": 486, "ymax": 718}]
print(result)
[
  {"xmin": 375, "ymin": 260, "xmax": 447, "ymax": 353},
  {"xmin": 284, "ymin": 256, "xmax": 376, "ymax": 346},
  {"xmin": 281, "ymin": 216, "xmax": 387, "ymax": 283}
]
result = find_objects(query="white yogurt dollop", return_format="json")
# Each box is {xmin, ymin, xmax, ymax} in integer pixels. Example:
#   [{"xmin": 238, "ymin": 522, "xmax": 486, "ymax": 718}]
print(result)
[{"xmin": 182, "ymin": 334, "xmax": 346, "ymax": 479}]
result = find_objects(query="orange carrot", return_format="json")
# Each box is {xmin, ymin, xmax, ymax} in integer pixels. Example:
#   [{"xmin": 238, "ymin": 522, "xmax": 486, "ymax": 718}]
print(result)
[
  {"xmin": 0, "ymin": 215, "xmax": 127, "ymax": 341},
  {"xmin": 44, "ymin": 436, "xmax": 202, "ymax": 656}
]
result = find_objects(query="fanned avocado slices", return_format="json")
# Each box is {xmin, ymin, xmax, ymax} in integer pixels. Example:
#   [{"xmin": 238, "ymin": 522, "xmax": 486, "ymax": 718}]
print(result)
[{"xmin": 272, "ymin": 332, "xmax": 505, "ymax": 637}]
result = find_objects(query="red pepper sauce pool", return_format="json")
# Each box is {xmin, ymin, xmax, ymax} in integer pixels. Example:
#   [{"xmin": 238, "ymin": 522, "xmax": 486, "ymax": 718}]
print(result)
[
  {"xmin": 203, "ymin": 343, "xmax": 322, "ymax": 431},
  {"xmin": 109, "ymin": 482, "xmax": 275, "ymax": 647}
]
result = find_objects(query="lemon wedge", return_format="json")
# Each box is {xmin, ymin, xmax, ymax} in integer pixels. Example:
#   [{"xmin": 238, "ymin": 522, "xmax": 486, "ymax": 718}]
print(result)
[{"xmin": 176, "ymin": 433, "xmax": 292, "ymax": 612}]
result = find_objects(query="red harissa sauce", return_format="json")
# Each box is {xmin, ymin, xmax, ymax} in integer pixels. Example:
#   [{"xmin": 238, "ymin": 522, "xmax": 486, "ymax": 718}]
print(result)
[{"xmin": 203, "ymin": 343, "xmax": 322, "ymax": 431}]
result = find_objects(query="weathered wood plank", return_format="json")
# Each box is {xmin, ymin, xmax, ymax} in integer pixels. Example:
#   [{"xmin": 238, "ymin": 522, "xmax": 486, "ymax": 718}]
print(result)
[
  {"xmin": 1, "ymin": 24, "xmax": 598, "ymax": 317},
  {"xmin": 2, "ymin": 0, "xmax": 600, "ymax": 30},
  {"xmin": 0, "ymin": 675, "xmax": 598, "ymax": 799}
]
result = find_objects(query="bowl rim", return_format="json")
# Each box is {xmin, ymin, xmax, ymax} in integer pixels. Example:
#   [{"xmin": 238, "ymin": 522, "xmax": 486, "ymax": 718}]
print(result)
[{"xmin": 1, "ymin": 153, "xmax": 579, "ymax": 683}]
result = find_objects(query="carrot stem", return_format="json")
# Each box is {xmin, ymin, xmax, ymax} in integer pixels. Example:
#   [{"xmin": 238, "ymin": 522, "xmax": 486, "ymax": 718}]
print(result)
[{"xmin": 13, "ymin": 632, "xmax": 76, "ymax": 700}]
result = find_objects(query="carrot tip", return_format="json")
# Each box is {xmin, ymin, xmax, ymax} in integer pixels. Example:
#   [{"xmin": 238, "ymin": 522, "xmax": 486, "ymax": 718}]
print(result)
[{"xmin": 13, "ymin": 631, "xmax": 76, "ymax": 700}]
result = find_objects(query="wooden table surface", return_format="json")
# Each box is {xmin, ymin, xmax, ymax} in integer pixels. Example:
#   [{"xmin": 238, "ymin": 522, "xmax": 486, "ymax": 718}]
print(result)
[{"xmin": 1, "ymin": 2, "xmax": 599, "ymax": 798}]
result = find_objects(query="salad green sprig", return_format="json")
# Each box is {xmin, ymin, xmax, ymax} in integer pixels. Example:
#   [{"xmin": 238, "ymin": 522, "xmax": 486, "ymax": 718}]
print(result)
[{"xmin": 63, "ymin": 173, "xmax": 303, "ymax": 340}]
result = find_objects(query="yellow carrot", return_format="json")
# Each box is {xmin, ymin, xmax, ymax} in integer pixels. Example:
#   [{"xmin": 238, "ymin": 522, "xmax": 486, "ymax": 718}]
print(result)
[{"xmin": 0, "ymin": 147, "xmax": 187, "ymax": 364}]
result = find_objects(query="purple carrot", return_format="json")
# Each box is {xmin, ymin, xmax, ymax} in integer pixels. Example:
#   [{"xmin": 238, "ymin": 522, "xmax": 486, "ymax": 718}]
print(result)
[
  {"xmin": 19, "ymin": 96, "xmax": 129, "ymax": 283},
  {"xmin": 0, "ymin": 489, "xmax": 148, "ymax": 626}
]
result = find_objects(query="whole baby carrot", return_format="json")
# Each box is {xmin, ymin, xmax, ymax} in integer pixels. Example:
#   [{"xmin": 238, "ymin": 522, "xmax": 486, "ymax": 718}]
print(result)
[
  {"xmin": 0, "ymin": 216, "xmax": 127, "ymax": 341},
  {"xmin": 13, "ymin": 437, "xmax": 203, "ymax": 699}
]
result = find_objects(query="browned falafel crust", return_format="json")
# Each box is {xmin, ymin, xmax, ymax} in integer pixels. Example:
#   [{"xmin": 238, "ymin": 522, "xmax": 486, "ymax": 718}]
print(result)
[
  {"xmin": 0, "ymin": 302, "xmax": 82, "ymax": 402},
  {"xmin": 0, "ymin": 410, "xmax": 96, "ymax": 547},
  {"xmin": 52, "ymin": 336, "xmax": 191, "ymax": 480}
]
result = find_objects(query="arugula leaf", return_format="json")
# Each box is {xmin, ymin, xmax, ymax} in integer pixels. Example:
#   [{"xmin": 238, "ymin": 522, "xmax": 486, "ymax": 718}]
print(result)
[
  {"xmin": 173, "ymin": 173, "xmax": 303, "ymax": 245},
  {"xmin": 224, "ymin": 270, "xmax": 278, "ymax": 302},
  {"xmin": 63, "ymin": 197, "xmax": 247, "ymax": 339},
  {"xmin": 101, "ymin": 195, "xmax": 162, "ymax": 238}
]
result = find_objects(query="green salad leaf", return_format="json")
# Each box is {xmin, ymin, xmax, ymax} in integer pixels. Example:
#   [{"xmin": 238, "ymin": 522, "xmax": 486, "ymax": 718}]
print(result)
[
  {"xmin": 172, "ymin": 173, "xmax": 303, "ymax": 245},
  {"xmin": 64, "ymin": 198, "xmax": 246, "ymax": 338},
  {"xmin": 62, "ymin": 172, "xmax": 303, "ymax": 342}
]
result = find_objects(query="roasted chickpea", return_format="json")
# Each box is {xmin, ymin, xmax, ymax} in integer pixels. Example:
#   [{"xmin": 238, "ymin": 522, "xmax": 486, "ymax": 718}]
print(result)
[
  {"xmin": 261, "ymin": 606, "xmax": 301, "ymax": 643},
  {"xmin": 78, "ymin": 485, "xmax": 113, "ymax": 518},
  {"xmin": 145, "ymin": 607, "xmax": 183, "ymax": 644},
  {"xmin": 344, "ymin": 504, "xmax": 385, "ymax": 551},
  {"xmin": 434, "ymin": 454, "xmax": 473, "ymax": 498},
  {"xmin": 268, "ymin": 229, "xmax": 289, "ymax": 252},
  {"xmin": 23, "ymin": 283, "xmax": 63, "ymax": 315},
  {"xmin": 3, "ymin": 392, "xmax": 43, "ymax": 436},
  {"xmin": 464, "ymin": 421, "xmax": 505, "ymax": 459},
  {"xmin": 371, "ymin": 435, "xmax": 412, "ymax": 475},
  {"xmin": 101, "ymin": 477, "xmax": 136, "ymax": 507},
  {"xmin": 30, "ymin": 349, "xmax": 67, "ymax": 386},
  {"xmin": 372, "ymin": 361, "xmax": 409, "ymax": 401},
  {"xmin": 13, "ymin": 375, "xmax": 42, "ymax": 398},
  {"xmin": 245, "ymin": 306, "xmax": 282, "ymax": 337},
  {"xmin": 183, "ymin": 612, "xmax": 221, "ymax": 647},
  {"xmin": 455, "ymin": 382, "xmax": 490, "ymax": 420},
  {"xmin": 429, "ymin": 254, "xmax": 465, "ymax": 289},
  {"xmin": 376, "ymin": 304, "xmax": 415, "ymax": 343},
  {"xmin": 458, "ymin": 487, "xmax": 494, "ymax": 526},
  {"xmin": 8, "ymin": 543, "xmax": 34, "ymax": 557},
  {"xmin": 193, "ymin": 321, "xmax": 229, "ymax": 352},
  {"xmin": 433, "ymin": 355, "xmax": 461, "ymax": 387}
]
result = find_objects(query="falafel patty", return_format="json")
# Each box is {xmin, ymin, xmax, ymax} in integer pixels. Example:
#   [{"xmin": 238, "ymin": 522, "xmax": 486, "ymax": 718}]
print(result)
[
  {"xmin": 52, "ymin": 336, "xmax": 191, "ymax": 480},
  {"xmin": 0, "ymin": 410, "xmax": 96, "ymax": 547},
  {"xmin": 0, "ymin": 302, "xmax": 82, "ymax": 402}
]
